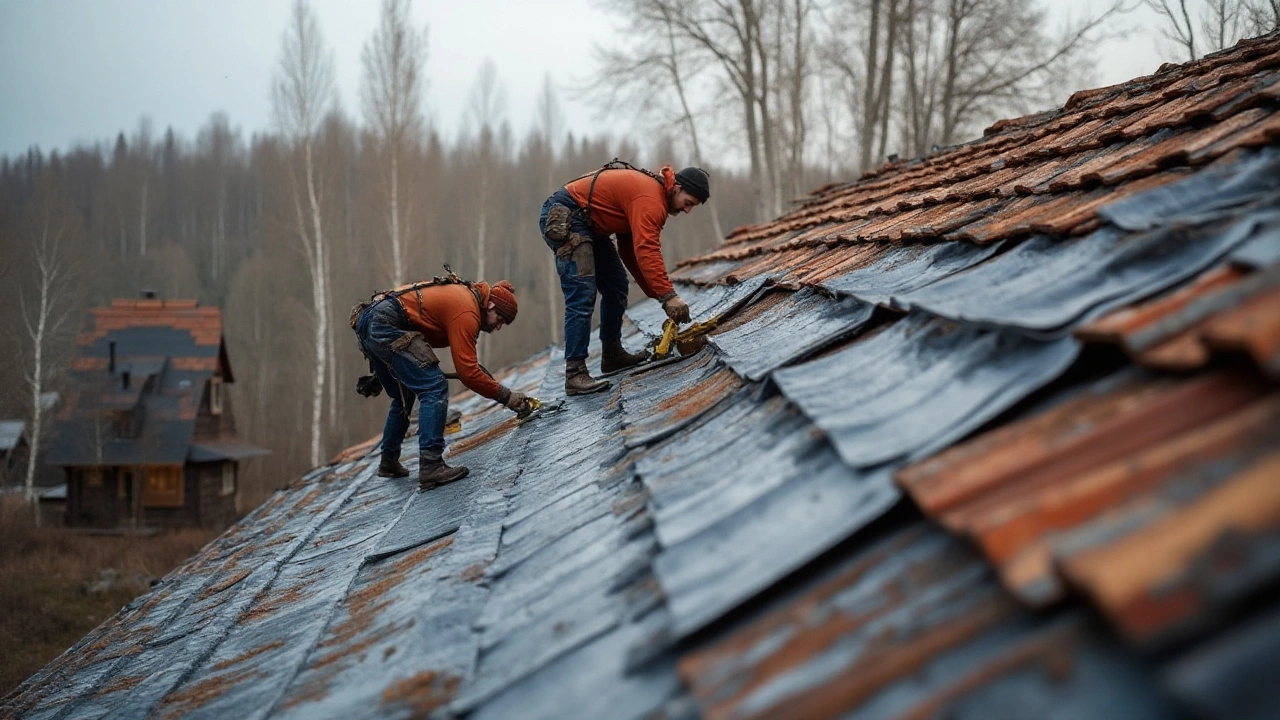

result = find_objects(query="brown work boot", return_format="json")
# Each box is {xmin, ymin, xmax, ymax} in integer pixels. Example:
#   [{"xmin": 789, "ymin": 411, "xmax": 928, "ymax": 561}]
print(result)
[
  {"xmin": 565, "ymin": 358, "xmax": 610, "ymax": 396},
  {"xmin": 418, "ymin": 452, "xmax": 469, "ymax": 491},
  {"xmin": 601, "ymin": 339, "xmax": 649, "ymax": 374},
  {"xmin": 377, "ymin": 454, "xmax": 410, "ymax": 478}
]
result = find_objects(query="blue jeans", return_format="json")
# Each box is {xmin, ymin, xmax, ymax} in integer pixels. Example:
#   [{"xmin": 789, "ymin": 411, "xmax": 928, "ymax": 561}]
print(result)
[
  {"xmin": 355, "ymin": 297, "xmax": 450, "ymax": 458},
  {"xmin": 539, "ymin": 188, "xmax": 629, "ymax": 361}
]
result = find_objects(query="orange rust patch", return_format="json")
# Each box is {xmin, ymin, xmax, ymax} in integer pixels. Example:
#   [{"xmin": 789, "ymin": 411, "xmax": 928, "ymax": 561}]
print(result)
[
  {"xmin": 312, "ymin": 537, "xmax": 455, "ymax": 665},
  {"xmin": 94, "ymin": 673, "xmax": 146, "ymax": 696},
  {"xmin": 287, "ymin": 488, "xmax": 325, "ymax": 518},
  {"xmin": 211, "ymin": 640, "xmax": 287, "ymax": 671},
  {"xmin": 158, "ymin": 667, "xmax": 267, "ymax": 718},
  {"xmin": 239, "ymin": 584, "xmax": 311, "ymax": 624},
  {"xmin": 457, "ymin": 562, "xmax": 489, "ymax": 583},
  {"xmin": 446, "ymin": 417, "xmax": 518, "ymax": 456},
  {"xmin": 198, "ymin": 568, "xmax": 252, "ymax": 600},
  {"xmin": 612, "ymin": 490, "xmax": 647, "ymax": 518},
  {"xmin": 380, "ymin": 671, "xmax": 460, "ymax": 715}
]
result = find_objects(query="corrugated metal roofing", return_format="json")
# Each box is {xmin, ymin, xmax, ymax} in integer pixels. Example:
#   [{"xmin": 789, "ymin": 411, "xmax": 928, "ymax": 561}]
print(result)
[{"xmin": 7, "ymin": 32, "xmax": 1280, "ymax": 720}]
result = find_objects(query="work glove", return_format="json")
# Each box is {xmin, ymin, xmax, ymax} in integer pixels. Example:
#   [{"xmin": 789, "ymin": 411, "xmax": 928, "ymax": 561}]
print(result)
[
  {"xmin": 662, "ymin": 294, "xmax": 691, "ymax": 324},
  {"xmin": 505, "ymin": 390, "xmax": 531, "ymax": 417}
]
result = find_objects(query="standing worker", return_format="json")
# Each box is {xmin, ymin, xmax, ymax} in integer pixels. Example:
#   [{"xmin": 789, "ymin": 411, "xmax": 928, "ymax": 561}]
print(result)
[
  {"xmin": 539, "ymin": 160, "xmax": 710, "ymax": 395},
  {"xmin": 354, "ymin": 277, "xmax": 528, "ymax": 490}
]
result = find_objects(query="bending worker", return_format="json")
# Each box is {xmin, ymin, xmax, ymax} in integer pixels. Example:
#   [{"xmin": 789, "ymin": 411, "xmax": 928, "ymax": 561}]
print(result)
[
  {"xmin": 539, "ymin": 160, "xmax": 710, "ymax": 395},
  {"xmin": 354, "ymin": 278, "xmax": 528, "ymax": 490}
]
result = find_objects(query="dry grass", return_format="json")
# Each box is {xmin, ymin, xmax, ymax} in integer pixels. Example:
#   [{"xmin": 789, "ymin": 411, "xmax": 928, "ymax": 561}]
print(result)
[{"xmin": 0, "ymin": 497, "xmax": 217, "ymax": 698}]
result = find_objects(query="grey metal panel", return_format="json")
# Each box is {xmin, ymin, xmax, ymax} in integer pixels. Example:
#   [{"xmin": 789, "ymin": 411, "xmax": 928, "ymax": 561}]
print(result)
[
  {"xmin": 709, "ymin": 289, "xmax": 874, "ymax": 381},
  {"xmin": 683, "ymin": 524, "xmax": 1175, "ymax": 720},
  {"xmin": 819, "ymin": 240, "xmax": 1004, "ymax": 309},
  {"xmin": 1163, "ymin": 605, "xmax": 1280, "ymax": 720},
  {"xmin": 1099, "ymin": 146, "xmax": 1280, "ymax": 232},
  {"xmin": 625, "ymin": 277, "xmax": 771, "ymax": 338},
  {"xmin": 773, "ymin": 313, "xmax": 1079, "ymax": 468},
  {"xmin": 453, "ymin": 361, "xmax": 673, "ymax": 719},
  {"xmin": 15, "ymin": 466, "xmax": 378, "ymax": 720},
  {"xmin": 639, "ymin": 393, "xmax": 814, "ymax": 549},
  {"xmin": 618, "ymin": 349, "xmax": 742, "ymax": 448},
  {"xmin": 1231, "ymin": 215, "xmax": 1280, "ymax": 269},
  {"xmin": 899, "ymin": 215, "xmax": 1264, "ymax": 335},
  {"xmin": 365, "ymin": 352, "xmax": 553, "ymax": 562},
  {"xmin": 471, "ymin": 617, "xmax": 682, "ymax": 720},
  {"xmin": 654, "ymin": 456, "xmax": 898, "ymax": 639}
]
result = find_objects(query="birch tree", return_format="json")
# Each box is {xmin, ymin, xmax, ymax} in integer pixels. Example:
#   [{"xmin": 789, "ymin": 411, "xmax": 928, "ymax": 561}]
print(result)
[
  {"xmin": 15, "ymin": 178, "xmax": 80, "ymax": 518},
  {"xmin": 272, "ymin": 0, "xmax": 336, "ymax": 467},
  {"xmin": 361, "ymin": 0, "xmax": 427, "ymax": 287}
]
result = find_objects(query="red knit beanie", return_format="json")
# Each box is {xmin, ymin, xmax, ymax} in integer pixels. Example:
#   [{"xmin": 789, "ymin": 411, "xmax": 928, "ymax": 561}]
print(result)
[{"xmin": 490, "ymin": 280, "xmax": 518, "ymax": 323}]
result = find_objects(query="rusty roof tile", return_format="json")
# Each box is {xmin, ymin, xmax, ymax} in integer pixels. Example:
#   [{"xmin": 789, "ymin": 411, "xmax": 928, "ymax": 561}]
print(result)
[
  {"xmin": 1059, "ymin": 442, "xmax": 1280, "ymax": 646},
  {"xmin": 946, "ymin": 193, "xmax": 1085, "ymax": 244},
  {"xmin": 1079, "ymin": 265, "xmax": 1251, "ymax": 348},
  {"xmin": 792, "ymin": 241, "xmax": 887, "ymax": 285},
  {"xmin": 899, "ymin": 372, "xmax": 1275, "ymax": 608},
  {"xmin": 1203, "ymin": 285, "xmax": 1280, "ymax": 377}
]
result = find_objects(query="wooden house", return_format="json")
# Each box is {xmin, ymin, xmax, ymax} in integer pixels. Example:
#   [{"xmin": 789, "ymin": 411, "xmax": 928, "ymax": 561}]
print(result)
[{"xmin": 46, "ymin": 297, "xmax": 267, "ymax": 529}]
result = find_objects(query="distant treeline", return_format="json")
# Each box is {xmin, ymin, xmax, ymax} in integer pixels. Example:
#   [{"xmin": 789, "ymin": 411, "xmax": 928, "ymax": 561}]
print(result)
[{"xmin": 0, "ymin": 109, "xmax": 774, "ymax": 507}]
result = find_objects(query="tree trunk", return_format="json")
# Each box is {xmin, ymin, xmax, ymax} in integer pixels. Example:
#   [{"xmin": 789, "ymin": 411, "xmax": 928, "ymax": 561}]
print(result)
[{"xmin": 303, "ymin": 138, "xmax": 329, "ymax": 468}]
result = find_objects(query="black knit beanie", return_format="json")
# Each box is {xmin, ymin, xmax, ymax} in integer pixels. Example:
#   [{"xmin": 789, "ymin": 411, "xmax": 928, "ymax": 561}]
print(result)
[{"xmin": 674, "ymin": 166, "xmax": 711, "ymax": 202}]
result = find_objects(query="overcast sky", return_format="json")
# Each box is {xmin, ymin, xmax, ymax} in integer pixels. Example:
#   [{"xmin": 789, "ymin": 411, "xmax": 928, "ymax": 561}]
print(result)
[{"xmin": 0, "ymin": 0, "xmax": 1179, "ymax": 160}]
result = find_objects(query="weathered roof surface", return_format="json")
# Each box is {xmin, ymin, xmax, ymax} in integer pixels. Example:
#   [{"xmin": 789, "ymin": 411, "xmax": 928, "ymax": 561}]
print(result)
[
  {"xmin": 6, "ymin": 33, "xmax": 1280, "ymax": 720},
  {"xmin": 45, "ymin": 299, "xmax": 235, "ymax": 466}
]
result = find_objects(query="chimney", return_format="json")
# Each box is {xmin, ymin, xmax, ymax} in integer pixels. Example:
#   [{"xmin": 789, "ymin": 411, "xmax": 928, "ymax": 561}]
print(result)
[
  {"xmin": 122, "ymin": 370, "xmax": 130, "ymax": 390},
  {"xmin": 109, "ymin": 341, "xmax": 116, "ymax": 374}
]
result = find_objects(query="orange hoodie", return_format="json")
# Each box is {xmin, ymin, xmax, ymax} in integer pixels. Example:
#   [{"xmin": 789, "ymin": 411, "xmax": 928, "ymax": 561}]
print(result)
[
  {"xmin": 393, "ymin": 282, "xmax": 501, "ymax": 400},
  {"xmin": 566, "ymin": 166, "xmax": 675, "ymax": 299}
]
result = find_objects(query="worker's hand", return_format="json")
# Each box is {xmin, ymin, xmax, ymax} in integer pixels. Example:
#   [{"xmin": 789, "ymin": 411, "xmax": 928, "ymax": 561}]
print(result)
[
  {"xmin": 505, "ymin": 390, "xmax": 530, "ymax": 416},
  {"xmin": 662, "ymin": 294, "xmax": 691, "ymax": 324}
]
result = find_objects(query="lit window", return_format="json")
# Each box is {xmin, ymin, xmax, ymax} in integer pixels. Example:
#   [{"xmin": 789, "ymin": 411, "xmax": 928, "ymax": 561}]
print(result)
[
  {"xmin": 221, "ymin": 463, "xmax": 235, "ymax": 497},
  {"xmin": 143, "ymin": 466, "xmax": 184, "ymax": 508},
  {"xmin": 209, "ymin": 377, "xmax": 223, "ymax": 416}
]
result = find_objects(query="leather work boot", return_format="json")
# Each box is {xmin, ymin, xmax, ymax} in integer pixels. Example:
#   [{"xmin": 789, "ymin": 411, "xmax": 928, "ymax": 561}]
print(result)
[
  {"xmin": 564, "ymin": 358, "xmax": 610, "ymax": 396},
  {"xmin": 601, "ymin": 339, "xmax": 649, "ymax": 374},
  {"xmin": 418, "ymin": 452, "xmax": 469, "ymax": 491},
  {"xmin": 377, "ymin": 454, "xmax": 411, "ymax": 478}
]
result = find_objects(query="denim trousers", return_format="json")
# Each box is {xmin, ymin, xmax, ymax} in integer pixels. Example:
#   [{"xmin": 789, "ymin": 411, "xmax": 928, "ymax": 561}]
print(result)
[
  {"xmin": 539, "ymin": 188, "xmax": 629, "ymax": 361},
  {"xmin": 355, "ymin": 297, "xmax": 449, "ymax": 458}
]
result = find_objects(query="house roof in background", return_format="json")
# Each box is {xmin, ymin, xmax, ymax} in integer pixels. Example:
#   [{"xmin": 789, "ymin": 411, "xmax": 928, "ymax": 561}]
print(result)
[
  {"xmin": 5, "ymin": 32, "xmax": 1280, "ymax": 720},
  {"xmin": 0, "ymin": 421, "xmax": 25, "ymax": 453},
  {"xmin": 44, "ymin": 299, "xmax": 231, "ymax": 467}
]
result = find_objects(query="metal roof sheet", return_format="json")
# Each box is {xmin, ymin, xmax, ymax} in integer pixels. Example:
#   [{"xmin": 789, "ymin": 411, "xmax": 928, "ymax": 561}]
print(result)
[
  {"xmin": 773, "ymin": 313, "xmax": 1080, "ymax": 468},
  {"xmin": 8, "ymin": 33, "xmax": 1280, "ymax": 720},
  {"xmin": 817, "ymin": 240, "xmax": 1004, "ymax": 308},
  {"xmin": 708, "ymin": 288, "xmax": 873, "ymax": 381},
  {"xmin": 678, "ymin": 523, "xmax": 1176, "ymax": 720}
]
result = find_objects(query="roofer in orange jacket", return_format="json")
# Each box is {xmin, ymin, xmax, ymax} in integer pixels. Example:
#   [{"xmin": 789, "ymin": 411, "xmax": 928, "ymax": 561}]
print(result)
[
  {"xmin": 539, "ymin": 161, "xmax": 710, "ymax": 395},
  {"xmin": 354, "ymin": 280, "xmax": 528, "ymax": 491}
]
